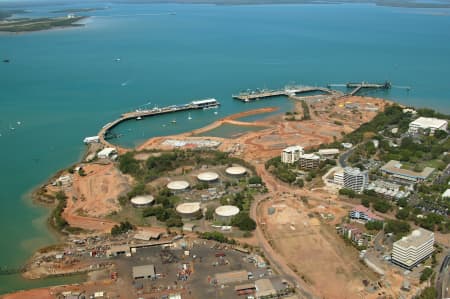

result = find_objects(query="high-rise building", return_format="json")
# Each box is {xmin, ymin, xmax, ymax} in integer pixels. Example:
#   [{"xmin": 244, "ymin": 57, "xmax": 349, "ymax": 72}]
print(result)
[
  {"xmin": 391, "ymin": 228, "xmax": 434, "ymax": 269},
  {"xmin": 281, "ymin": 146, "xmax": 304, "ymax": 164},
  {"xmin": 299, "ymin": 153, "xmax": 320, "ymax": 169},
  {"xmin": 343, "ymin": 167, "xmax": 368, "ymax": 193}
]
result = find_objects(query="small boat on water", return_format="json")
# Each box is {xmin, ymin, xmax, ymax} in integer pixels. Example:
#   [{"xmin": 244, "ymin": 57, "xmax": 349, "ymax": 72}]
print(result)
[
  {"xmin": 115, "ymin": 58, "xmax": 121, "ymax": 62},
  {"xmin": 214, "ymin": 111, "xmax": 218, "ymax": 115},
  {"xmin": 136, "ymin": 116, "xmax": 142, "ymax": 120},
  {"xmin": 171, "ymin": 119, "xmax": 177, "ymax": 124},
  {"xmin": 188, "ymin": 113, "xmax": 192, "ymax": 120}
]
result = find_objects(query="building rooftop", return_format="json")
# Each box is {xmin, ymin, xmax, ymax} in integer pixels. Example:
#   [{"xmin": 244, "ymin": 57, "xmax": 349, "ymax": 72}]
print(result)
[
  {"xmin": 300, "ymin": 153, "xmax": 320, "ymax": 160},
  {"xmin": 167, "ymin": 180, "xmax": 190, "ymax": 190},
  {"xmin": 255, "ymin": 279, "xmax": 276, "ymax": 297},
  {"xmin": 410, "ymin": 117, "xmax": 448, "ymax": 129},
  {"xmin": 344, "ymin": 167, "xmax": 366, "ymax": 176},
  {"xmin": 132, "ymin": 264, "xmax": 155, "ymax": 279},
  {"xmin": 443, "ymin": 189, "xmax": 450, "ymax": 198},
  {"xmin": 318, "ymin": 148, "xmax": 339, "ymax": 155},
  {"xmin": 352, "ymin": 205, "xmax": 383, "ymax": 221},
  {"xmin": 130, "ymin": 195, "xmax": 154, "ymax": 206},
  {"xmin": 197, "ymin": 172, "xmax": 219, "ymax": 182},
  {"xmin": 394, "ymin": 228, "xmax": 434, "ymax": 249},
  {"xmin": 97, "ymin": 147, "xmax": 116, "ymax": 157},
  {"xmin": 214, "ymin": 270, "xmax": 248, "ymax": 284},
  {"xmin": 191, "ymin": 98, "xmax": 218, "ymax": 105},
  {"xmin": 176, "ymin": 202, "xmax": 201, "ymax": 214},
  {"xmin": 134, "ymin": 231, "xmax": 161, "ymax": 241},
  {"xmin": 282, "ymin": 145, "xmax": 304, "ymax": 153},
  {"xmin": 215, "ymin": 205, "xmax": 240, "ymax": 217},
  {"xmin": 225, "ymin": 166, "xmax": 247, "ymax": 175},
  {"xmin": 381, "ymin": 160, "xmax": 435, "ymax": 180}
]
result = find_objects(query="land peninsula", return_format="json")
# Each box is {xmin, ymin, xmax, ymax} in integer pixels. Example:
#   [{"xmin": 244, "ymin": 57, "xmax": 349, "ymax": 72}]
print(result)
[
  {"xmin": 4, "ymin": 84, "xmax": 450, "ymax": 299},
  {"xmin": 0, "ymin": 15, "xmax": 86, "ymax": 32}
]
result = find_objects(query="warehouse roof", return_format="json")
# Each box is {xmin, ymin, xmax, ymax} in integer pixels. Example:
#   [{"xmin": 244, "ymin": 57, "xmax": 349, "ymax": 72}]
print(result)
[{"xmin": 132, "ymin": 264, "xmax": 155, "ymax": 279}]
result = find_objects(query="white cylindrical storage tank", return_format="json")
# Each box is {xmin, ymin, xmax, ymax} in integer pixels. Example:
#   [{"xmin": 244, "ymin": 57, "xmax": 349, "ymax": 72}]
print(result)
[
  {"xmin": 176, "ymin": 202, "xmax": 201, "ymax": 218},
  {"xmin": 197, "ymin": 171, "xmax": 219, "ymax": 182},
  {"xmin": 167, "ymin": 180, "xmax": 190, "ymax": 192},
  {"xmin": 215, "ymin": 205, "xmax": 240, "ymax": 224},
  {"xmin": 130, "ymin": 195, "xmax": 154, "ymax": 207},
  {"xmin": 225, "ymin": 166, "xmax": 247, "ymax": 177}
]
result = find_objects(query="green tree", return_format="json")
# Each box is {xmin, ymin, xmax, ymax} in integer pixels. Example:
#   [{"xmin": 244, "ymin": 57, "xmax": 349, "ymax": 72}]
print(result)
[
  {"xmin": 339, "ymin": 188, "xmax": 356, "ymax": 198},
  {"xmin": 111, "ymin": 221, "xmax": 134, "ymax": 236},
  {"xmin": 361, "ymin": 198, "xmax": 371, "ymax": 208},
  {"xmin": 420, "ymin": 268, "xmax": 433, "ymax": 283},
  {"xmin": 385, "ymin": 220, "xmax": 410, "ymax": 237},
  {"xmin": 365, "ymin": 221, "xmax": 383, "ymax": 231},
  {"xmin": 231, "ymin": 213, "xmax": 256, "ymax": 231},
  {"xmin": 415, "ymin": 287, "xmax": 437, "ymax": 299},
  {"xmin": 248, "ymin": 176, "xmax": 263, "ymax": 185},
  {"xmin": 205, "ymin": 207, "xmax": 215, "ymax": 220},
  {"xmin": 396, "ymin": 208, "xmax": 409, "ymax": 220},
  {"xmin": 373, "ymin": 200, "xmax": 391, "ymax": 213}
]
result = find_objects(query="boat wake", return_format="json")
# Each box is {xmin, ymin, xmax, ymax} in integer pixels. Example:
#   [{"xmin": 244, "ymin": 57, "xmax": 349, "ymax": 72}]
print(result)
[{"xmin": 121, "ymin": 80, "xmax": 131, "ymax": 87}]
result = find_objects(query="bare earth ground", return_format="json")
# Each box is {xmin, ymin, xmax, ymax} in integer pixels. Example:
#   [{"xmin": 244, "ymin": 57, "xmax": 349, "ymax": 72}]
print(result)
[
  {"xmin": 138, "ymin": 96, "xmax": 388, "ymax": 164},
  {"xmin": 260, "ymin": 196, "xmax": 377, "ymax": 299},
  {"xmin": 59, "ymin": 163, "xmax": 132, "ymax": 232}
]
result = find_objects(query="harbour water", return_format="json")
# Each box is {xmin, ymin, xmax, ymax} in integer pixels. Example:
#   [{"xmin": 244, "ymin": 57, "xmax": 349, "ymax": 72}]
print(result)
[{"xmin": 0, "ymin": 1, "xmax": 450, "ymax": 293}]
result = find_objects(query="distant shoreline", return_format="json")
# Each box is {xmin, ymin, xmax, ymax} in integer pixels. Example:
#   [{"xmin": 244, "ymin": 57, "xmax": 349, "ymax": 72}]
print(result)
[
  {"xmin": 2, "ymin": 0, "xmax": 450, "ymax": 10},
  {"xmin": 0, "ymin": 16, "xmax": 87, "ymax": 33}
]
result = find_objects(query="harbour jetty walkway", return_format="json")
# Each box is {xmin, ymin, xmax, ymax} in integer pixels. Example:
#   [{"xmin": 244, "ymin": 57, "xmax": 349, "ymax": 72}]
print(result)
[
  {"xmin": 347, "ymin": 81, "xmax": 391, "ymax": 96},
  {"xmin": 232, "ymin": 86, "xmax": 342, "ymax": 102},
  {"xmin": 327, "ymin": 81, "xmax": 392, "ymax": 96},
  {"xmin": 97, "ymin": 98, "xmax": 220, "ymax": 148}
]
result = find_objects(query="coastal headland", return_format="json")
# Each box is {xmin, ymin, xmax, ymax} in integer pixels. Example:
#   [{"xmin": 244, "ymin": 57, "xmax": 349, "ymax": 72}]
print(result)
[
  {"xmin": 4, "ymin": 87, "xmax": 449, "ymax": 299},
  {"xmin": 0, "ymin": 16, "xmax": 87, "ymax": 33}
]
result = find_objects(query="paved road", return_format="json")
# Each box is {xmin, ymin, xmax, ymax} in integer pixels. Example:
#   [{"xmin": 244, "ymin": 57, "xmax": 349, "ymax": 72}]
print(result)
[
  {"xmin": 338, "ymin": 147, "xmax": 355, "ymax": 168},
  {"xmin": 437, "ymin": 254, "xmax": 450, "ymax": 299}
]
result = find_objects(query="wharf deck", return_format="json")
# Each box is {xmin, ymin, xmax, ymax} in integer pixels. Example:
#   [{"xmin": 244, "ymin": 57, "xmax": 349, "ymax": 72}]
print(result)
[
  {"xmin": 232, "ymin": 86, "xmax": 334, "ymax": 102},
  {"xmin": 346, "ymin": 81, "xmax": 391, "ymax": 96},
  {"xmin": 97, "ymin": 100, "xmax": 219, "ymax": 148}
]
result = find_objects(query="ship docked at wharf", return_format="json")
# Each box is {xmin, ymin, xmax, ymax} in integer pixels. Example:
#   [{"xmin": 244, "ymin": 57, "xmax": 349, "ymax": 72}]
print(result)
[{"xmin": 89, "ymin": 98, "xmax": 220, "ymax": 146}]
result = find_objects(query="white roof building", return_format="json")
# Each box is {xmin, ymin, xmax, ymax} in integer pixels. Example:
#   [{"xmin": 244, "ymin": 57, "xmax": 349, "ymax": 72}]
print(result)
[
  {"xmin": 130, "ymin": 195, "xmax": 154, "ymax": 207},
  {"xmin": 318, "ymin": 148, "xmax": 339, "ymax": 157},
  {"xmin": 392, "ymin": 228, "xmax": 434, "ymax": 269},
  {"xmin": 443, "ymin": 189, "xmax": 450, "ymax": 199},
  {"xmin": 343, "ymin": 167, "xmax": 369, "ymax": 193},
  {"xmin": 97, "ymin": 147, "xmax": 117, "ymax": 159},
  {"xmin": 176, "ymin": 202, "xmax": 201, "ymax": 217},
  {"xmin": 167, "ymin": 180, "xmax": 190, "ymax": 191},
  {"xmin": 225, "ymin": 166, "xmax": 247, "ymax": 176},
  {"xmin": 408, "ymin": 117, "xmax": 448, "ymax": 134},
  {"xmin": 281, "ymin": 146, "xmax": 304, "ymax": 164},
  {"xmin": 83, "ymin": 136, "xmax": 99, "ymax": 144},
  {"xmin": 197, "ymin": 172, "xmax": 219, "ymax": 182}
]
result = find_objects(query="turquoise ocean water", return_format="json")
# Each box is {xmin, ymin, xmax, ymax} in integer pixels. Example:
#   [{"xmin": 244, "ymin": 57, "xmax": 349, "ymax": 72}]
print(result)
[{"xmin": 0, "ymin": 2, "xmax": 450, "ymax": 293}]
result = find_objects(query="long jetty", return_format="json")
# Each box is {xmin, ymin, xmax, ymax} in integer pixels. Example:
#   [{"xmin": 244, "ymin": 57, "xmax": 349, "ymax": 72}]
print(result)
[
  {"xmin": 346, "ymin": 81, "xmax": 391, "ymax": 96},
  {"xmin": 98, "ymin": 99, "xmax": 219, "ymax": 147},
  {"xmin": 232, "ymin": 86, "xmax": 338, "ymax": 102}
]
